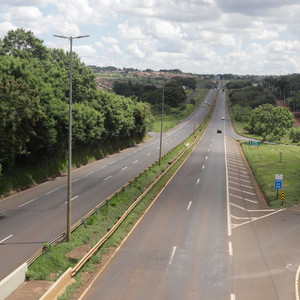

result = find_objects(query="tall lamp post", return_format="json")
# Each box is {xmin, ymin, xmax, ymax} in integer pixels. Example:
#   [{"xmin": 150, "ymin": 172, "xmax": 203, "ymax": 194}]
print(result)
[
  {"xmin": 159, "ymin": 83, "xmax": 164, "ymax": 165},
  {"xmin": 53, "ymin": 34, "xmax": 89, "ymax": 242}
]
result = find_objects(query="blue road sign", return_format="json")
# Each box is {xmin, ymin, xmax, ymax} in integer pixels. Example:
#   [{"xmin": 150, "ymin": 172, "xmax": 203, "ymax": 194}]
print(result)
[{"xmin": 275, "ymin": 174, "xmax": 283, "ymax": 190}]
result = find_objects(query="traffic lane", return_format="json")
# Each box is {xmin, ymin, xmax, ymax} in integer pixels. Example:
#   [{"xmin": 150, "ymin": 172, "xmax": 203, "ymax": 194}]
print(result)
[{"xmin": 82, "ymin": 97, "xmax": 232, "ymax": 300}]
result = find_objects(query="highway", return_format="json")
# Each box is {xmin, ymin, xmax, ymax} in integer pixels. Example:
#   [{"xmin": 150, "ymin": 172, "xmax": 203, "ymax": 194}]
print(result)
[
  {"xmin": 80, "ymin": 91, "xmax": 300, "ymax": 300},
  {"xmin": 0, "ymin": 89, "xmax": 216, "ymax": 281}
]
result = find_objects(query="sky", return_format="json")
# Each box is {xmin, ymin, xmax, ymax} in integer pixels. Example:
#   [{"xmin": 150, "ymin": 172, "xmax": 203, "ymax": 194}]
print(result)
[{"xmin": 1, "ymin": 0, "xmax": 300, "ymax": 75}]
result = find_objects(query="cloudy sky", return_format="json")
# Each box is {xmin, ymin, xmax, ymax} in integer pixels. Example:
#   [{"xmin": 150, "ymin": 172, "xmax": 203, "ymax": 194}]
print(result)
[{"xmin": 1, "ymin": 0, "xmax": 300, "ymax": 75}]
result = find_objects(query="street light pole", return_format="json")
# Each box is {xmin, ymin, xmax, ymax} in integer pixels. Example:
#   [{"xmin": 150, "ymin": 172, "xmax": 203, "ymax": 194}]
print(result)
[
  {"xmin": 159, "ymin": 84, "xmax": 164, "ymax": 165},
  {"xmin": 53, "ymin": 34, "xmax": 89, "ymax": 242}
]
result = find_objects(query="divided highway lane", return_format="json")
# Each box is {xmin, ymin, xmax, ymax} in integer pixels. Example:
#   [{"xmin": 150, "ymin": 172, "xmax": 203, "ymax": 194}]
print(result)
[
  {"xmin": 81, "ymin": 90, "xmax": 233, "ymax": 300},
  {"xmin": 0, "ymin": 89, "xmax": 217, "ymax": 280}
]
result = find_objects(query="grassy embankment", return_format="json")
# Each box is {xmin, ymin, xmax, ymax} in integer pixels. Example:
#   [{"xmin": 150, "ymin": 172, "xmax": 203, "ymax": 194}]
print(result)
[
  {"xmin": 228, "ymin": 105, "xmax": 300, "ymax": 207},
  {"xmin": 26, "ymin": 92, "xmax": 217, "ymax": 300}
]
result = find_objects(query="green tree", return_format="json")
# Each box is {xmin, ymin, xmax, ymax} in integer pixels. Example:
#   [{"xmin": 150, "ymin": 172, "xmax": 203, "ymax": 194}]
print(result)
[{"xmin": 246, "ymin": 104, "xmax": 294, "ymax": 141}]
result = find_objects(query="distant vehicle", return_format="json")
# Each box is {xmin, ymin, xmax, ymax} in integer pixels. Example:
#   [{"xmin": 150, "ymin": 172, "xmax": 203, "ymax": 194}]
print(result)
[
  {"xmin": 221, "ymin": 117, "xmax": 225, "ymax": 120},
  {"xmin": 208, "ymin": 103, "xmax": 210, "ymax": 106},
  {"xmin": 217, "ymin": 129, "xmax": 222, "ymax": 133},
  {"xmin": 202, "ymin": 105, "xmax": 204, "ymax": 107},
  {"xmin": 205, "ymin": 101, "xmax": 207, "ymax": 104}
]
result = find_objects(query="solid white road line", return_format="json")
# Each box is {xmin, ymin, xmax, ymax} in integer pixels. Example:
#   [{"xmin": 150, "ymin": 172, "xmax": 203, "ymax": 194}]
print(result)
[
  {"xmin": 187, "ymin": 201, "xmax": 192, "ymax": 211},
  {"xmin": 295, "ymin": 263, "xmax": 300, "ymax": 300},
  {"xmin": 0, "ymin": 234, "xmax": 13, "ymax": 244}
]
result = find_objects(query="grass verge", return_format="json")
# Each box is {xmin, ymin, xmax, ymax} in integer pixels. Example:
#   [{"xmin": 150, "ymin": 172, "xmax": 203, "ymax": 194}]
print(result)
[{"xmin": 241, "ymin": 141, "xmax": 300, "ymax": 207}]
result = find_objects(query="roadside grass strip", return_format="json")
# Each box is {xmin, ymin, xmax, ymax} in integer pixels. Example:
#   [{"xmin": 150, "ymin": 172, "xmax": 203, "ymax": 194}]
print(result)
[{"xmin": 241, "ymin": 142, "xmax": 300, "ymax": 207}]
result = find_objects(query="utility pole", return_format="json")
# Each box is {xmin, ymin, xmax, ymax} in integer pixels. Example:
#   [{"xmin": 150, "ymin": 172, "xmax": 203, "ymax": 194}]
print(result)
[
  {"xmin": 159, "ymin": 84, "xmax": 164, "ymax": 165},
  {"xmin": 53, "ymin": 34, "xmax": 89, "ymax": 242}
]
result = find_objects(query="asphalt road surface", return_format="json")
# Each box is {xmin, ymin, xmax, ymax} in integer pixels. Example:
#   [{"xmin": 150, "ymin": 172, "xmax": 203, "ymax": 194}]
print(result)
[
  {"xmin": 0, "ymin": 89, "xmax": 216, "ymax": 281},
  {"xmin": 81, "ymin": 91, "xmax": 300, "ymax": 300}
]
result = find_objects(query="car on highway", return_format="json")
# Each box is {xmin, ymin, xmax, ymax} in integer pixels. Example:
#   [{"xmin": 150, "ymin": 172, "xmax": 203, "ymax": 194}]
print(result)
[{"xmin": 217, "ymin": 129, "xmax": 222, "ymax": 133}]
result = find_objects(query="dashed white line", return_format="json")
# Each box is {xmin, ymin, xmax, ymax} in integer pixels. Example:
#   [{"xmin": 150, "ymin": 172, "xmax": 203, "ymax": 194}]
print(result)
[
  {"xmin": 147, "ymin": 152, "xmax": 151, "ymax": 156},
  {"xmin": 0, "ymin": 234, "xmax": 13, "ymax": 244},
  {"xmin": 86, "ymin": 171, "xmax": 95, "ymax": 176},
  {"xmin": 205, "ymin": 156, "xmax": 208, "ymax": 160},
  {"xmin": 196, "ymin": 178, "xmax": 200, "ymax": 184},
  {"xmin": 121, "ymin": 166, "xmax": 128, "ymax": 171},
  {"xmin": 187, "ymin": 201, "xmax": 192, "ymax": 211},
  {"xmin": 64, "ymin": 195, "xmax": 79, "ymax": 204},
  {"xmin": 104, "ymin": 175, "xmax": 112, "ymax": 181},
  {"xmin": 229, "ymin": 242, "xmax": 233, "ymax": 256},
  {"xmin": 132, "ymin": 160, "xmax": 138, "ymax": 164},
  {"xmin": 231, "ymin": 294, "xmax": 236, "ymax": 300},
  {"xmin": 169, "ymin": 246, "xmax": 177, "ymax": 265},
  {"xmin": 202, "ymin": 165, "xmax": 205, "ymax": 170},
  {"xmin": 19, "ymin": 198, "xmax": 37, "ymax": 208}
]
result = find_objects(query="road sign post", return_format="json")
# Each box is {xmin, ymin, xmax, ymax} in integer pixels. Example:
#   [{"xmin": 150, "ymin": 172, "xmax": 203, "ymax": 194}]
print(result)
[{"xmin": 274, "ymin": 174, "xmax": 283, "ymax": 200}]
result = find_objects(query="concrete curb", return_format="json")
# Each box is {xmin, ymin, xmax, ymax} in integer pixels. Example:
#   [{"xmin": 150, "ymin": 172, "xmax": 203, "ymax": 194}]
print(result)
[
  {"xmin": 39, "ymin": 268, "xmax": 73, "ymax": 300},
  {"xmin": 0, "ymin": 263, "xmax": 28, "ymax": 300}
]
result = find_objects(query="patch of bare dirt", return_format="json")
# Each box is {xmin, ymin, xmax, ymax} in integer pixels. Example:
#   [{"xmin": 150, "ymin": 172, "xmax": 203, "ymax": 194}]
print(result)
[{"xmin": 6, "ymin": 280, "xmax": 53, "ymax": 300}]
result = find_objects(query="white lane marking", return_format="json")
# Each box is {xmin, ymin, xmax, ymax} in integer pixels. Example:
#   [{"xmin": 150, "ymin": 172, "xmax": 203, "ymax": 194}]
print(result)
[
  {"xmin": 0, "ymin": 234, "xmax": 13, "ymax": 244},
  {"xmin": 295, "ymin": 263, "xmax": 300, "ymax": 300},
  {"xmin": 86, "ymin": 171, "xmax": 95, "ymax": 176},
  {"xmin": 229, "ymin": 193, "xmax": 258, "ymax": 204},
  {"xmin": 46, "ymin": 185, "xmax": 66, "ymax": 195},
  {"xmin": 187, "ymin": 201, "xmax": 192, "ymax": 211},
  {"xmin": 99, "ymin": 166, "xmax": 106, "ymax": 170},
  {"xmin": 19, "ymin": 198, "xmax": 37, "ymax": 208},
  {"xmin": 230, "ymin": 202, "xmax": 276, "ymax": 212},
  {"xmin": 225, "ymin": 137, "xmax": 232, "ymax": 237},
  {"xmin": 196, "ymin": 178, "xmax": 200, "ymax": 184},
  {"xmin": 232, "ymin": 209, "xmax": 286, "ymax": 229},
  {"xmin": 104, "ymin": 175, "xmax": 112, "ymax": 181},
  {"xmin": 147, "ymin": 152, "xmax": 151, "ymax": 156},
  {"xmin": 121, "ymin": 166, "xmax": 128, "ymax": 171},
  {"xmin": 119, "ymin": 156, "xmax": 125, "ymax": 160},
  {"xmin": 231, "ymin": 294, "xmax": 236, "ymax": 300},
  {"xmin": 229, "ymin": 186, "xmax": 256, "ymax": 195},
  {"xmin": 132, "ymin": 160, "xmax": 138, "ymax": 164},
  {"xmin": 205, "ymin": 156, "xmax": 208, "ymax": 160},
  {"xmin": 64, "ymin": 195, "xmax": 79, "ymax": 204},
  {"xmin": 229, "ymin": 242, "xmax": 233, "ymax": 256},
  {"xmin": 202, "ymin": 165, "xmax": 205, "ymax": 170},
  {"xmin": 169, "ymin": 246, "xmax": 177, "ymax": 265},
  {"xmin": 72, "ymin": 178, "xmax": 79, "ymax": 183},
  {"xmin": 208, "ymin": 149, "xmax": 210, "ymax": 152},
  {"xmin": 109, "ymin": 160, "xmax": 116, "ymax": 165}
]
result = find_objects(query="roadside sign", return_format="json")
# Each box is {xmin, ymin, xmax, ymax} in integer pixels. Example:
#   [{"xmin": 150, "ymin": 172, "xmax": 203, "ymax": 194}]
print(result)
[
  {"xmin": 275, "ymin": 174, "xmax": 283, "ymax": 190},
  {"xmin": 248, "ymin": 140, "xmax": 260, "ymax": 147}
]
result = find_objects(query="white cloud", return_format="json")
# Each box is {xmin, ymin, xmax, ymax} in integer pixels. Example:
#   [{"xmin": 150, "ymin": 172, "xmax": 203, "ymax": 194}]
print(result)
[
  {"xmin": 102, "ymin": 36, "xmax": 119, "ymax": 44},
  {"xmin": 1, "ymin": 0, "xmax": 300, "ymax": 74}
]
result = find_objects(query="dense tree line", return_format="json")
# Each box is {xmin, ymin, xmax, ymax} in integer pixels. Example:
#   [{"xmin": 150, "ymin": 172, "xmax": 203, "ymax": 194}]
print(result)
[
  {"xmin": 264, "ymin": 74, "xmax": 300, "ymax": 112},
  {"xmin": 0, "ymin": 29, "xmax": 153, "ymax": 176},
  {"xmin": 113, "ymin": 80, "xmax": 187, "ymax": 107}
]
